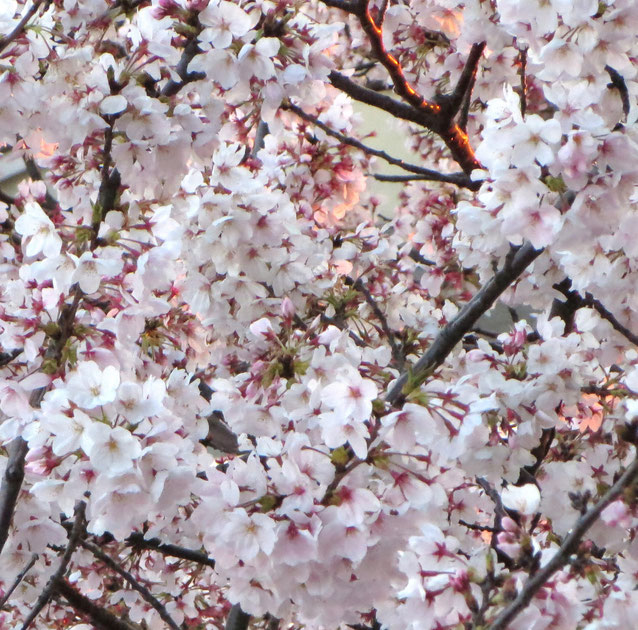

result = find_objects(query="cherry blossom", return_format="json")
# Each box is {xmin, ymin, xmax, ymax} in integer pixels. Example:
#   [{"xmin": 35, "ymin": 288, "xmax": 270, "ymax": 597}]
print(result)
[{"xmin": 1, "ymin": 1, "xmax": 638, "ymax": 629}]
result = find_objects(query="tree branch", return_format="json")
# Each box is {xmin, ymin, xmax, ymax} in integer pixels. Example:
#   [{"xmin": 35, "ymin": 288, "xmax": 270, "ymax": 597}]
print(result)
[
  {"xmin": 83, "ymin": 541, "xmax": 181, "ymax": 630},
  {"xmin": 0, "ymin": 437, "xmax": 30, "ymax": 557},
  {"xmin": 226, "ymin": 604, "xmax": 251, "ymax": 630},
  {"xmin": 349, "ymin": 277, "xmax": 403, "ymax": 369},
  {"xmin": 328, "ymin": 70, "xmax": 439, "ymax": 129},
  {"xmin": 161, "ymin": 30, "xmax": 205, "ymax": 97},
  {"xmin": 0, "ymin": 0, "xmax": 46, "ymax": 55},
  {"xmin": 318, "ymin": 0, "xmax": 359, "ymax": 12},
  {"xmin": 126, "ymin": 532, "xmax": 216, "ymax": 568},
  {"xmin": 553, "ymin": 280, "xmax": 638, "ymax": 347},
  {"xmin": 285, "ymin": 102, "xmax": 479, "ymax": 189},
  {"xmin": 387, "ymin": 242, "xmax": 542, "ymax": 405},
  {"xmin": 0, "ymin": 553, "xmax": 38, "ymax": 610},
  {"xmin": 20, "ymin": 502, "xmax": 85, "ymax": 630},
  {"xmin": 605, "ymin": 65, "xmax": 630, "ymax": 120},
  {"xmin": 56, "ymin": 579, "xmax": 140, "ymax": 630},
  {"xmin": 354, "ymin": 0, "xmax": 441, "ymax": 118},
  {"xmin": 441, "ymin": 42, "xmax": 486, "ymax": 119},
  {"xmin": 488, "ymin": 454, "xmax": 638, "ymax": 630}
]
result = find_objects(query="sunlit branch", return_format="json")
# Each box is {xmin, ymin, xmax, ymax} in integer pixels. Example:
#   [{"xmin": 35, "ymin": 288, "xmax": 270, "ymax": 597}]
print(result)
[
  {"xmin": 328, "ymin": 70, "xmax": 441, "ymax": 127},
  {"xmin": 285, "ymin": 102, "xmax": 479, "ymax": 189},
  {"xmin": 387, "ymin": 242, "xmax": 543, "ymax": 405},
  {"xmin": 355, "ymin": 0, "xmax": 441, "ymax": 117},
  {"xmin": 322, "ymin": 1, "xmax": 483, "ymax": 174},
  {"xmin": 83, "ymin": 541, "xmax": 181, "ymax": 630},
  {"xmin": 20, "ymin": 502, "xmax": 85, "ymax": 630},
  {"xmin": 489, "ymin": 454, "xmax": 638, "ymax": 630}
]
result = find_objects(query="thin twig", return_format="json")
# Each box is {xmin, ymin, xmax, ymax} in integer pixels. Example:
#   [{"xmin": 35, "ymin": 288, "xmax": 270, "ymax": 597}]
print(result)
[
  {"xmin": 285, "ymin": 102, "xmax": 479, "ymax": 189},
  {"xmin": 20, "ymin": 502, "xmax": 86, "ymax": 630},
  {"xmin": 386, "ymin": 242, "xmax": 542, "ymax": 405},
  {"xmin": 0, "ymin": 0, "xmax": 45, "ymax": 55},
  {"xmin": 56, "ymin": 579, "xmax": 139, "ymax": 630},
  {"xmin": 517, "ymin": 46, "xmax": 528, "ymax": 118},
  {"xmin": 489, "ymin": 455, "xmax": 638, "ymax": 630},
  {"xmin": 553, "ymin": 280, "xmax": 638, "ymax": 347},
  {"xmin": 83, "ymin": 541, "xmax": 181, "ymax": 630},
  {"xmin": 350, "ymin": 277, "xmax": 404, "ymax": 369},
  {"xmin": 0, "ymin": 553, "xmax": 38, "ymax": 609}
]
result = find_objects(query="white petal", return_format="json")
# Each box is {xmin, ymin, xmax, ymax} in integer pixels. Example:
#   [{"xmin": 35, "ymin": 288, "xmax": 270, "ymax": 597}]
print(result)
[{"xmin": 100, "ymin": 94, "xmax": 127, "ymax": 115}]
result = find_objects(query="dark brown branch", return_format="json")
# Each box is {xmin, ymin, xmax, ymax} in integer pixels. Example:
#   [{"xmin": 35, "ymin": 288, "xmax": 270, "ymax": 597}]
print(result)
[
  {"xmin": 161, "ymin": 33, "xmax": 205, "ymax": 97},
  {"xmin": 489, "ymin": 455, "xmax": 638, "ymax": 630},
  {"xmin": 373, "ymin": 172, "xmax": 474, "ymax": 187},
  {"xmin": 226, "ymin": 604, "xmax": 251, "ymax": 630},
  {"xmin": 20, "ymin": 502, "xmax": 86, "ymax": 630},
  {"xmin": 605, "ymin": 65, "xmax": 630, "ymax": 120},
  {"xmin": 0, "ymin": 553, "xmax": 37, "ymax": 609},
  {"xmin": 83, "ymin": 541, "xmax": 181, "ymax": 630},
  {"xmin": 324, "ymin": 0, "xmax": 483, "ymax": 174},
  {"xmin": 126, "ymin": 532, "xmax": 216, "ymax": 568},
  {"xmin": 252, "ymin": 120, "xmax": 269, "ymax": 157},
  {"xmin": 387, "ymin": 242, "xmax": 542, "ymax": 405},
  {"xmin": 285, "ymin": 102, "xmax": 479, "ymax": 189},
  {"xmin": 0, "ymin": 0, "xmax": 45, "ymax": 55},
  {"xmin": 328, "ymin": 70, "xmax": 439, "ymax": 129},
  {"xmin": 553, "ymin": 280, "xmax": 638, "ymax": 347},
  {"xmin": 517, "ymin": 46, "xmax": 528, "ymax": 118},
  {"xmin": 0, "ymin": 187, "xmax": 15, "ymax": 207},
  {"xmin": 0, "ymin": 438, "xmax": 29, "ymax": 555},
  {"xmin": 318, "ymin": 0, "xmax": 359, "ymax": 11},
  {"xmin": 441, "ymin": 42, "xmax": 486, "ymax": 119},
  {"xmin": 328, "ymin": 71, "xmax": 480, "ymax": 174},
  {"xmin": 56, "ymin": 579, "xmax": 139, "ymax": 630}
]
